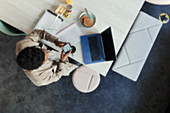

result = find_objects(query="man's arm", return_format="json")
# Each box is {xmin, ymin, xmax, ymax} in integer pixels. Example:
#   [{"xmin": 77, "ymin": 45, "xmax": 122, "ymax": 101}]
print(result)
[
  {"xmin": 16, "ymin": 29, "xmax": 58, "ymax": 55},
  {"xmin": 26, "ymin": 61, "xmax": 77, "ymax": 87},
  {"xmin": 39, "ymin": 50, "xmax": 78, "ymax": 86},
  {"xmin": 25, "ymin": 50, "xmax": 78, "ymax": 87},
  {"xmin": 29, "ymin": 29, "xmax": 67, "ymax": 47},
  {"xmin": 24, "ymin": 65, "xmax": 62, "ymax": 86},
  {"xmin": 54, "ymin": 50, "xmax": 78, "ymax": 77},
  {"xmin": 30, "ymin": 29, "xmax": 56, "ymax": 42}
]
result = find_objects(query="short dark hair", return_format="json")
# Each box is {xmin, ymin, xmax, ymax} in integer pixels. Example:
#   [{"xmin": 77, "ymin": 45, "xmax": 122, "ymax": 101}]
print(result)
[{"xmin": 16, "ymin": 47, "xmax": 45, "ymax": 70}]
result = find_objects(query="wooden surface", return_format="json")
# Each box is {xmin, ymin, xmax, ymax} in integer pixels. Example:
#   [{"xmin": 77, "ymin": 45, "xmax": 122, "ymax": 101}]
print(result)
[
  {"xmin": 0, "ymin": 0, "xmax": 58, "ymax": 34},
  {"xmin": 0, "ymin": 0, "xmax": 145, "ymax": 76},
  {"xmin": 0, "ymin": 0, "xmax": 145, "ymax": 53}
]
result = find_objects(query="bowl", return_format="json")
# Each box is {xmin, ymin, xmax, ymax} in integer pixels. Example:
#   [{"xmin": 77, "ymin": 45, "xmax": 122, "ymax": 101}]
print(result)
[{"xmin": 79, "ymin": 12, "xmax": 96, "ymax": 28}]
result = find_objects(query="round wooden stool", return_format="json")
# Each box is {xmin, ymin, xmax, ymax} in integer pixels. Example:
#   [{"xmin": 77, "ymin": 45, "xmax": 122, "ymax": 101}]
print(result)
[
  {"xmin": 72, "ymin": 66, "xmax": 100, "ymax": 93},
  {"xmin": 146, "ymin": 0, "xmax": 170, "ymax": 5}
]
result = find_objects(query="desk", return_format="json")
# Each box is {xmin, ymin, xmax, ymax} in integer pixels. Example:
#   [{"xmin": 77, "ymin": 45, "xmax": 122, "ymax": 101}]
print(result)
[{"xmin": 0, "ymin": 0, "xmax": 145, "ymax": 76}]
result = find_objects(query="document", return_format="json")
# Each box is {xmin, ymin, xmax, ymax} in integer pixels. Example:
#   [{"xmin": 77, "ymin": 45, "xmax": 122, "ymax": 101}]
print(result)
[
  {"xmin": 55, "ymin": 22, "xmax": 83, "ymax": 45},
  {"xmin": 34, "ymin": 10, "xmax": 63, "ymax": 35}
]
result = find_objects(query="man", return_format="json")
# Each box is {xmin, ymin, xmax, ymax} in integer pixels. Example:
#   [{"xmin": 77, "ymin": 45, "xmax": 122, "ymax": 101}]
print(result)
[{"xmin": 16, "ymin": 29, "xmax": 78, "ymax": 86}]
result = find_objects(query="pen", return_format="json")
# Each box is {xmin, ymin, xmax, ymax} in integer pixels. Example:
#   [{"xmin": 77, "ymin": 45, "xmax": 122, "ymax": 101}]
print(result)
[
  {"xmin": 55, "ymin": 8, "xmax": 64, "ymax": 21},
  {"xmin": 55, "ymin": 9, "xmax": 60, "ymax": 21}
]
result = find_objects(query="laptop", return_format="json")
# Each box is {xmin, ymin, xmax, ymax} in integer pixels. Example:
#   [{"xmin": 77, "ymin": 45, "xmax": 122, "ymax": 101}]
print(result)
[{"xmin": 81, "ymin": 27, "xmax": 116, "ymax": 64}]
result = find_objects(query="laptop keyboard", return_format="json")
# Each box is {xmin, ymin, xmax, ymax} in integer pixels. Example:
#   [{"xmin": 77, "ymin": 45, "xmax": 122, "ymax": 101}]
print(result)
[{"xmin": 88, "ymin": 36, "xmax": 101, "ymax": 61}]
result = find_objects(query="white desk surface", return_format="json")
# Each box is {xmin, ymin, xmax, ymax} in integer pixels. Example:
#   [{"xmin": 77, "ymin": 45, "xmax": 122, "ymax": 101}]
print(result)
[{"xmin": 0, "ymin": 0, "xmax": 145, "ymax": 76}]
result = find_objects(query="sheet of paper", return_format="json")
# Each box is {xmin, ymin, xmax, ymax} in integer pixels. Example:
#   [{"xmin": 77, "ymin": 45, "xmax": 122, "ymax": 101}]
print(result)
[
  {"xmin": 55, "ymin": 23, "xmax": 83, "ymax": 45},
  {"xmin": 34, "ymin": 10, "xmax": 63, "ymax": 35}
]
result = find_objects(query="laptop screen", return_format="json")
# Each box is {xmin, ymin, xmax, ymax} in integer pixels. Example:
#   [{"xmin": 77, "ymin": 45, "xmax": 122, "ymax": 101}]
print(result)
[{"xmin": 101, "ymin": 27, "xmax": 116, "ymax": 61}]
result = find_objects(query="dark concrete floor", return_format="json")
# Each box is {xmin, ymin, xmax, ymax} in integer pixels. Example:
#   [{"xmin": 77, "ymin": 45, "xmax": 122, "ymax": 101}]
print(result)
[{"xmin": 0, "ymin": 2, "xmax": 170, "ymax": 113}]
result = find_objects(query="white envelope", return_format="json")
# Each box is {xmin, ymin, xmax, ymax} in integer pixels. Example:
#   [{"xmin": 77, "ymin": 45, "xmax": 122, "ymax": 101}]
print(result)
[{"xmin": 112, "ymin": 11, "xmax": 163, "ymax": 81}]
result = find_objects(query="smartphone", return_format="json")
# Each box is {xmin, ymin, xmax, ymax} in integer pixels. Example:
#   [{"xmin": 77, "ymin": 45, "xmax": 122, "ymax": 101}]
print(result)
[{"xmin": 63, "ymin": 43, "xmax": 72, "ymax": 53}]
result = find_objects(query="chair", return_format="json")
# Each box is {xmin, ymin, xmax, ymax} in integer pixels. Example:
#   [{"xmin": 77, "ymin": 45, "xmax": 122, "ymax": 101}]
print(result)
[
  {"xmin": 72, "ymin": 66, "xmax": 100, "ymax": 93},
  {"xmin": 0, "ymin": 20, "xmax": 26, "ymax": 36}
]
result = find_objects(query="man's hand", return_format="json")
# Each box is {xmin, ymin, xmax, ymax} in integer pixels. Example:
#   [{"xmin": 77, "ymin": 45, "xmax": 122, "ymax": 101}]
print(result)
[
  {"xmin": 54, "ymin": 39, "xmax": 67, "ymax": 48},
  {"xmin": 60, "ymin": 50, "xmax": 72, "ymax": 62}
]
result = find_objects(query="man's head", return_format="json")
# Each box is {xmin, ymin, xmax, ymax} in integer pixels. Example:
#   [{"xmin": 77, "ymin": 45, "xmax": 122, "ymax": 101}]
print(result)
[{"xmin": 16, "ymin": 47, "xmax": 49, "ymax": 70}]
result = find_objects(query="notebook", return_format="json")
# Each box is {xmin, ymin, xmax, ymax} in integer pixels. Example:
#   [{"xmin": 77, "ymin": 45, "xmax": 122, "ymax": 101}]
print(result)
[
  {"xmin": 81, "ymin": 27, "xmax": 116, "ymax": 64},
  {"xmin": 33, "ymin": 9, "xmax": 63, "ymax": 35}
]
